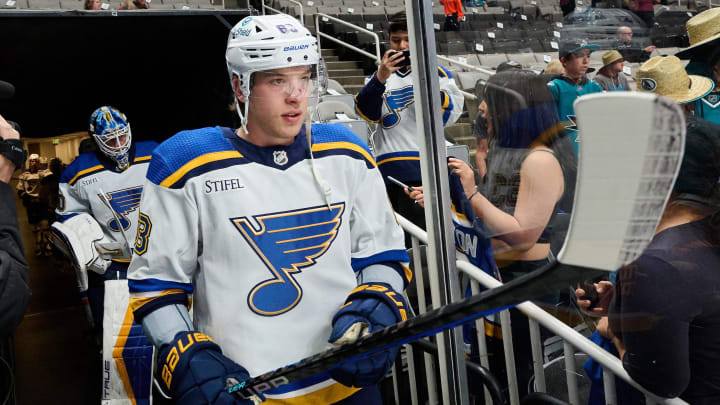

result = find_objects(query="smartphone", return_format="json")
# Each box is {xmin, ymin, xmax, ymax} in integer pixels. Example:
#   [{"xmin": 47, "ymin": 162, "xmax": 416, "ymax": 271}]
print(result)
[
  {"xmin": 446, "ymin": 144, "xmax": 470, "ymax": 166},
  {"xmin": 579, "ymin": 280, "xmax": 599, "ymax": 310},
  {"xmin": 391, "ymin": 49, "xmax": 411, "ymax": 67},
  {"xmin": 387, "ymin": 176, "xmax": 414, "ymax": 192}
]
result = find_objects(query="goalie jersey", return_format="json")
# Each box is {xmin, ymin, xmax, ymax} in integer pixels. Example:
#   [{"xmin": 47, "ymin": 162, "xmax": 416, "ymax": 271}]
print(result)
[
  {"xmin": 57, "ymin": 141, "xmax": 158, "ymax": 269},
  {"xmin": 128, "ymin": 124, "xmax": 410, "ymax": 404},
  {"xmin": 355, "ymin": 66, "xmax": 464, "ymax": 184}
]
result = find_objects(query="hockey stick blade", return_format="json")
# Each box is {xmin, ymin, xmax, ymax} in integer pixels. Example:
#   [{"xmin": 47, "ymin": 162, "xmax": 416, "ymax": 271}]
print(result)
[{"xmin": 229, "ymin": 93, "xmax": 686, "ymax": 399}]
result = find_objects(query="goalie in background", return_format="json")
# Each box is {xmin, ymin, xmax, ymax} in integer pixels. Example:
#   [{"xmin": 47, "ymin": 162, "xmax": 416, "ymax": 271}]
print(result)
[
  {"xmin": 52, "ymin": 106, "xmax": 158, "ymax": 404},
  {"xmin": 127, "ymin": 14, "xmax": 409, "ymax": 405}
]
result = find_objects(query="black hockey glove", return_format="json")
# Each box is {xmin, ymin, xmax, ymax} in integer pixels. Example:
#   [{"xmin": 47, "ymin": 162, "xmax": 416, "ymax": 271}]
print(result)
[
  {"xmin": 157, "ymin": 331, "xmax": 261, "ymax": 405},
  {"xmin": 328, "ymin": 282, "xmax": 408, "ymax": 387}
]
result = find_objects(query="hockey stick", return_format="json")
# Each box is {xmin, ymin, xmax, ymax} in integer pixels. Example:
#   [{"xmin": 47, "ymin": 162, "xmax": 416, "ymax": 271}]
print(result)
[{"xmin": 228, "ymin": 93, "xmax": 686, "ymax": 399}]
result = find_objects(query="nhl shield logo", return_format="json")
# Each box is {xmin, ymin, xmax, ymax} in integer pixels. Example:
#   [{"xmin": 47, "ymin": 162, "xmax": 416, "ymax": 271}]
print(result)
[
  {"xmin": 708, "ymin": 94, "xmax": 719, "ymax": 104},
  {"xmin": 273, "ymin": 150, "xmax": 288, "ymax": 166},
  {"xmin": 640, "ymin": 78, "xmax": 657, "ymax": 92}
]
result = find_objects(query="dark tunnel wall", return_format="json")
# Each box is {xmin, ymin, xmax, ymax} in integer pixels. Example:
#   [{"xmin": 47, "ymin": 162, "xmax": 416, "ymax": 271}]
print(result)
[{"xmin": 0, "ymin": 11, "xmax": 250, "ymax": 141}]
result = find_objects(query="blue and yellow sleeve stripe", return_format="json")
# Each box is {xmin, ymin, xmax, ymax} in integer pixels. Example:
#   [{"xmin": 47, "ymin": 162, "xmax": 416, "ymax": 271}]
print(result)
[{"xmin": 128, "ymin": 278, "xmax": 193, "ymax": 322}]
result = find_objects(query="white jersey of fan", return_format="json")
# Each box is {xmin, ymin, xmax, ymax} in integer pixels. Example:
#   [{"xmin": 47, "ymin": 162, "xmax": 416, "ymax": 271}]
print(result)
[
  {"xmin": 362, "ymin": 66, "xmax": 464, "ymax": 183},
  {"xmin": 57, "ymin": 141, "xmax": 158, "ymax": 257},
  {"xmin": 127, "ymin": 124, "xmax": 410, "ymax": 403}
]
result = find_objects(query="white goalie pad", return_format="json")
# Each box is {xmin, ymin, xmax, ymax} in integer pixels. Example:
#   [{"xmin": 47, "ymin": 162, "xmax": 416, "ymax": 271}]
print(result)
[{"xmin": 102, "ymin": 279, "xmax": 154, "ymax": 405}]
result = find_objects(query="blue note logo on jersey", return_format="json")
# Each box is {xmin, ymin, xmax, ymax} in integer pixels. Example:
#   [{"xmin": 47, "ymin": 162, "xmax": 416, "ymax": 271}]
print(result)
[
  {"xmin": 231, "ymin": 203, "xmax": 345, "ymax": 316},
  {"xmin": 382, "ymin": 85, "xmax": 414, "ymax": 129},
  {"xmin": 100, "ymin": 186, "xmax": 144, "ymax": 232}
]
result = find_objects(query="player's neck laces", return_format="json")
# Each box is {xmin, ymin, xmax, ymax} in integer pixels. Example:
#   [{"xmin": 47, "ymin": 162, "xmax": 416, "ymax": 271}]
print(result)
[{"xmin": 305, "ymin": 120, "xmax": 333, "ymax": 208}]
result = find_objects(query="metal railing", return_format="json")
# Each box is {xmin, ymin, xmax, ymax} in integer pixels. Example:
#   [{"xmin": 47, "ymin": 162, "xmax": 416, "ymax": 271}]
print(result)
[
  {"xmin": 314, "ymin": 12, "xmax": 381, "ymax": 63},
  {"xmin": 394, "ymin": 214, "xmax": 690, "ymax": 405}
]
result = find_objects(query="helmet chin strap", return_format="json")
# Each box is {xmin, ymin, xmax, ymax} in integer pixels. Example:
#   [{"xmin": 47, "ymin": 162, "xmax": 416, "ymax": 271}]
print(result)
[{"xmin": 306, "ymin": 114, "xmax": 332, "ymax": 208}]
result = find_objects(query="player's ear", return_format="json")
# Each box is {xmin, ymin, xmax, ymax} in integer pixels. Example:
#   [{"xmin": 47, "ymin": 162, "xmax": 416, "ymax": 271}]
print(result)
[{"xmin": 232, "ymin": 75, "xmax": 246, "ymax": 104}]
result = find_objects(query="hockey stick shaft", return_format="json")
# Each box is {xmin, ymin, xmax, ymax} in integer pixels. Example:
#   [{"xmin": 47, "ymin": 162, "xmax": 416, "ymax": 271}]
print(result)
[{"xmin": 229, "ymin": 262, "xmax": 604, "ymax": 398}]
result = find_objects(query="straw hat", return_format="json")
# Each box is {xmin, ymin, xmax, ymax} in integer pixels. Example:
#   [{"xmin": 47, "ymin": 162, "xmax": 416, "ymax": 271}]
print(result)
[
  {"xmin": 636, "ymin": 56, "xmax": 714, "ymax": 104},
  {"xmin": 675, "ymin": 8, "xmax": 720, "ymax": 59},
  {"xmin": 600, "ymin": 50, "xmax": 623, "ymax": 69}
]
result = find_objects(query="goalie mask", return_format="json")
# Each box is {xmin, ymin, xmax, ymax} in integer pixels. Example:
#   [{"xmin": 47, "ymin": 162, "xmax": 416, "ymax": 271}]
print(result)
[
  {"xmin": 226, "ymin": 14, "xmax": 327, "ymax": 133},
  {"xmin": 89, "ymin": 106, "xmax": 132, "ymax": 170}
]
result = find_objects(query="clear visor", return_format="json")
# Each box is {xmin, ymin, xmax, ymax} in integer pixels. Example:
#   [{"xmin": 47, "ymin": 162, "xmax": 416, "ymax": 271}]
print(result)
[{"xmin": 248, "ymin": 65, "xmax": 322, "ymax": 101}]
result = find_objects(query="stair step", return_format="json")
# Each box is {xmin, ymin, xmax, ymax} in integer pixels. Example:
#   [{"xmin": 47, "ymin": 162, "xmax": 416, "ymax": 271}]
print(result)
[
  {"xmin": 325, "ymin": 60, "xmax": 361, "ymax": 70},
  {"xmin": 328, "ymin": 68, "xmax": 365, "ymax": 77},
  {"xmin": 341, "ymin": 84, "xmax": 364, "ymax": 94},
  {"xmin": 321, "ymin": 48, "xmax": 336, "ymax": 57},
  {"xmin": 334, "ymin": 76, "xmax": 367, "ymax": 86},
  {"xmin": 323, "ymin": 55, "xmax": 340, "ymax": 62}
]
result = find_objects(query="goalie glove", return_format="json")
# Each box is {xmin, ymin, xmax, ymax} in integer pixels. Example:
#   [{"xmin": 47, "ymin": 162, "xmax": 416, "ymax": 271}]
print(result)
[
  {"xmin": 328, "ymin": 282, "xmax": 408, "ymax": 387},
  {"xmin": 158, "ymin": 331, "xmax": 261, "ymax": 405}
]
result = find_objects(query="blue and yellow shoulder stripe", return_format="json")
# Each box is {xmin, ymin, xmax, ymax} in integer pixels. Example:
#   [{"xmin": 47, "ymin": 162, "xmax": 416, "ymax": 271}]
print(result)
[
  {"xmin": 310, "ymin": 123, "xmax": 376, "ymax": 169},
  {"xmin": 60, "ymin": 152, "xmax": 106, "ymax": 186},
  {"xmin": 147, "ymin": 127, "xmax": 246, "ymax": 189},
  {"xmin": 133, "ymin": 140, "xmax": 159, "ymax": 164}
]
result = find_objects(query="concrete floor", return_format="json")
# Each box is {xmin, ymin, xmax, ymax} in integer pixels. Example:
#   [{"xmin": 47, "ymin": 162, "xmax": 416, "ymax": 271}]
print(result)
[{"xmin": 10, "ymin": 190, "xmax": 99, "ymax": 405}]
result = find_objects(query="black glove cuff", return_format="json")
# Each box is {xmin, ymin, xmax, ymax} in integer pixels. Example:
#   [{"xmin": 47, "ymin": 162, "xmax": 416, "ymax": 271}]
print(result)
[{"xmin": 0, "ymin": 138, "xmax": 27, "ymax": 169}]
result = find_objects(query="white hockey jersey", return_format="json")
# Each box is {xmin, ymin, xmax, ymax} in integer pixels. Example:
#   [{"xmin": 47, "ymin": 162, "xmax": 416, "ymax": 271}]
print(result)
[
  {"xmin": 355, "ymin": 66, "xmax": 464, "ymax": 184},
  {"xmin": 127, "ymin": 125, "xmax": 410, "ymax": 404},
  {"xmin": 16, "ymin": 168, "xmax": 50, "ymax": 198},
  {"xmin": 57, "ymin": 141, "xmax": 158, "ymax": 266}
]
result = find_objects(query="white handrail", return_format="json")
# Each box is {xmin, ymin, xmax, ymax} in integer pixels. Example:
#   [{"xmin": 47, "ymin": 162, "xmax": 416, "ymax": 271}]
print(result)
[{"xmin": 314, "ymin": 12, "xmax": 381, "ymax": 63}]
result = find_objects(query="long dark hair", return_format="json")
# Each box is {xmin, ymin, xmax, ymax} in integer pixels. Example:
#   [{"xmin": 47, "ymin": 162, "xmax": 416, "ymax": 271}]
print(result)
[
  {"xmin": 673, "ymin": 116, "xmax": 720, "ymax": 246},
  {"xmin": 483, "ymin": 71, "xmax": 577, "ymax": 211}
]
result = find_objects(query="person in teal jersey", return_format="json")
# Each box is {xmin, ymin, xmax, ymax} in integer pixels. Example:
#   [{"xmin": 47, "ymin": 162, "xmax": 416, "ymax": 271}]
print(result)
[
  {"xmin": 676, "ymin": 8, "xmax": 720, "ymax": 125},
  {"xmin": 547, "ymin": 39, "xmax": 602, "ymax": 155}
]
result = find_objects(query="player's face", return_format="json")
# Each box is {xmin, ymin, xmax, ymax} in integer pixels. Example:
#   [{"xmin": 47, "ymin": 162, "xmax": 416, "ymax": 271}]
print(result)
[
  {"xmin": 245, "ymin": 65, "xmax": 313, "ymax": 146},
  {"xmin": 390, "ymin": 30, "xmax": 410, "ymax": 52},
  {"xmin": 29, "ymin": 159, "xmax": 38, "ymax": 170}
]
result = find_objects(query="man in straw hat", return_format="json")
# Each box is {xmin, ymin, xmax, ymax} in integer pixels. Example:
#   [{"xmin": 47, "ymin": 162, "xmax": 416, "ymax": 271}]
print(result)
[
  {"xmin": 637, "ymin": 55, "xmax": 714, "ymax": 113},
  {"xmin": 676, "ymin": 8, "xmax": 720, "ymax": 124},
  {"xmin": 595, "ymin": 50, "xmax": 630, "ymax": 92}
]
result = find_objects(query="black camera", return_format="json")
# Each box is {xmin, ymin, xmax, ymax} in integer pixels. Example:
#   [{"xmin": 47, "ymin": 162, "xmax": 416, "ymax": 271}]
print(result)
[{"xmin": 391, "ymin": 49, "xmax": 411, "ymax": 68}]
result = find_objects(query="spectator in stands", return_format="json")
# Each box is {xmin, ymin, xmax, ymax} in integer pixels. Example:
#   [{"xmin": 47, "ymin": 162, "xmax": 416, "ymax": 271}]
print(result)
[
  {"xmin": 615, "ymin": 25, "xmax": 656, "ymax": 63},
  {"xmin": 595, "ymin": 50, "xmax": 630, "ymax": 91},
  {"xmin": 543, "ymin": 59, "xmax": 564, "ymax": 75},
  {"xmin": 624, "ymin": 0, "xmax": 655, "ymax": 26},
  {"xmin": 560, "ymin": 0, "xmax": 575, "ymax": 17},
  {"xmin": 409, "ymin": 71, "xmax": 577, "ymax": 400},
  {"xmin": 676, "ymin": 8, "xmax": 720, "ymax": 125},
  {"xmin": 548, "ymin": 40, "xmax": 602, "ymax": 155},
  {"xmin": 440, "ymin": 0, "xmax": 464, "ymax": 31},
  {"xmin": 355, "ymin": 10, "xmax": 464, "ymax": 233},
  {"xmin": 84, "ymin": 0, "xmax": 101, "ymax": 9},
  {"xmin": 578, "ymin": 54, "xmax": 716, "ymax": 404},
  {"xmin": 118, "ymin": 0, "xmax": 148, "ymax": 9}
]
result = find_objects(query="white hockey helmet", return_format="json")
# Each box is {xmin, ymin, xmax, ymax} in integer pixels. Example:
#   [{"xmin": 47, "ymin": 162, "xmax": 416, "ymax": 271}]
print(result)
[{"xmin": 226, "ymin": 15, "xmax": 326, "ymax": 131}]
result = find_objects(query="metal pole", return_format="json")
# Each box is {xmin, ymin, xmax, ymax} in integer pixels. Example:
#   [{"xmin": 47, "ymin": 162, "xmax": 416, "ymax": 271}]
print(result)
[
  {"xmin": 411, "ymin": 236, "xmax": 438, "ymax": 405},
  {"xmin": 471, "ymin": 280, "xmax": 493, "ymax": 405},
  {"xmin": 603, "ymin": 369, "xmax": 617, "ymax": 405},
  {"xmin": 406, "ymin": 344, "xmax": 420, "ymax": 405},
  {"xmin": 500, "ymin": 309, "xmax": 520, "ymax": 405},
  {"xmin": 563, "ymin": 342, "xmax": 580, "ymax": 405},
  {"xmin": 529, "ymin": 318, "xmax": 546, "ymax": 393},
  {"xmin": 405, "ymin": 0, "xmax": 468, "ymax": 402}
]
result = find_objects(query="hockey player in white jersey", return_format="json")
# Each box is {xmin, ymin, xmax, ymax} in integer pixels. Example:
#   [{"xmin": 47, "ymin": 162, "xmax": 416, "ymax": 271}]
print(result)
[
  {"xmin": 354, "ymin": 11, "xmax": 464, "ymax": 230},
  {"xmin": 17, "ymin": 153, "xmax": 50, "ymax": 255},
  {"xmin": 127, "ymin": 14, "xmax": 410, "ymax": 405},
  {"xmin": 52, "ymin": 106, "xmax": 157, "ymax": 405}
]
